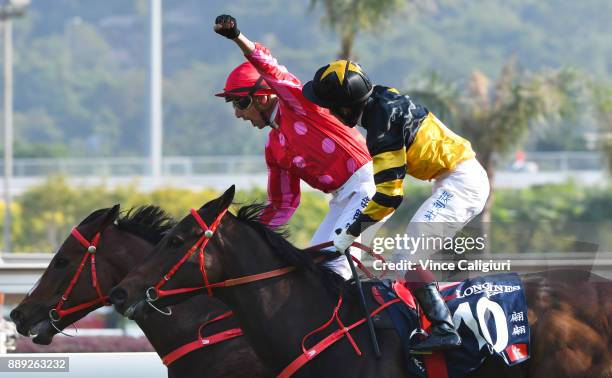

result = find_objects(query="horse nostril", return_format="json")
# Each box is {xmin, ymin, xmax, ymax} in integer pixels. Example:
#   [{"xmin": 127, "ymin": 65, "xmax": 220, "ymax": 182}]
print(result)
[
  {"xmin": 10, "ymin": 309, "xmax": 24, "ymax": 327},
  {"xmin": 109, "ymin": 287, "xmax": 127, "ymax": 306}
]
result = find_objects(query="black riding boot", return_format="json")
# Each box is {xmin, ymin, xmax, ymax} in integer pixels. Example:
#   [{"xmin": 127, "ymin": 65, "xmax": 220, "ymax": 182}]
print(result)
[{"xmin": 410, "ymin": 283, "xmax": 462, "ymax": 353}]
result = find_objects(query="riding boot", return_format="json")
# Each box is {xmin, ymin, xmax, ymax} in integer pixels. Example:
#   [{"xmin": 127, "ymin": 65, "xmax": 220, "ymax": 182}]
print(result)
[{"xmin": 409, "ymin": 282, "xmax": 462, "ymax": 353}]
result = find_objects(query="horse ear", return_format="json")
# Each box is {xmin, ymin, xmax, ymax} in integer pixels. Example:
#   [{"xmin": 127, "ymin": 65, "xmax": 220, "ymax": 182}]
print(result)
[
  {"xmin": 217, "ymin": 185, "xmax": 235, "ymax": 211},
  {"xmin": 100, "ymin": 204, "xmax": 120, "ymax": 230},
  {"xmin": 199, "ymin": 185, "xmax": 235, "ymax": 213}
]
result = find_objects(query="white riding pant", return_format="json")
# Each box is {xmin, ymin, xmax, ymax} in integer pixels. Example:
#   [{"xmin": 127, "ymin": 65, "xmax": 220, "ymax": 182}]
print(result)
[
  {"xmin": 310, "ymin": 162, "xmax": 378, "ymax": 280},
  {"xmin": 392, "ymin": 158, "xmax": 490, "ymax": 277}
]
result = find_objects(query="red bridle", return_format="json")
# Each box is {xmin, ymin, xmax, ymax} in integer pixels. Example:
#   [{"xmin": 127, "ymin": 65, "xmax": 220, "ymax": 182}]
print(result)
[
  {"xmin": 147, "ymin": 207, "xmax": 298, "ymax": 302},
  {"xmin": 147, "ymin": 208, "xmax": 229, "ymax": 301},
  {"xmin": 48, "ymin": 218, "xmax": 244, "ymax": 365},
  {"xmin": 49, "ymin": 227, "xmax": 109, "ymax": 322}
]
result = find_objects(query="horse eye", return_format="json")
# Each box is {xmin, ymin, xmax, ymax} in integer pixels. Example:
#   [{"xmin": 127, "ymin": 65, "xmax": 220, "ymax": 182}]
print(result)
[{"xmin": 54, "ymin": 257, "xmax": 69, "ymax": 269}]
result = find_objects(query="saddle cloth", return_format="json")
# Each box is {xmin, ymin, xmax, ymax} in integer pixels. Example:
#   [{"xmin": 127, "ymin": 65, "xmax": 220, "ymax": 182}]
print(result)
[{"xmin": 371, "ymin": 273, "xmax": 530, "ymax": 378}]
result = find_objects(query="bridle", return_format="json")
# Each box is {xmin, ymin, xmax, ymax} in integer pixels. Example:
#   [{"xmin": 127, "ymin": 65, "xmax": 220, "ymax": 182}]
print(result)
[
  {"xmin": 145, "ymin": 207, "xmax": 228, "ymax": 303},
  {"xmin": 48, "ymin": 225, "xmax": 110, "ymax": 329},
  {"xmin": 45, "ymin": 214, "xmax": 244, "ymax": 365},
  {"xmin": 146, "ymin": 207, "xmax": 297, "ymax": 306}
]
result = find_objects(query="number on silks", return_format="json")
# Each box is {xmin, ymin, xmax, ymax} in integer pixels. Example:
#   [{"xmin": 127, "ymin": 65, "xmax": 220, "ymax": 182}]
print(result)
[{"xmin": 452, "ymin": 297, "xmax": 509, "ymax": 353}]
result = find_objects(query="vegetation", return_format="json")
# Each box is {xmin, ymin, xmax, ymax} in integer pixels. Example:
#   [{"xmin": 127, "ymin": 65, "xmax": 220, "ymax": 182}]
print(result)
[
  {"xmin": 1, "ymin": 1, "xmax": 609, "ymax": 256},
  {"xmin": 593, "ymin": 83, "xmax": 612, "ymax": 171},
  {"xmin": 407, "ymin": 63, "xmax": 586, "ymax": 246},
  {"xmin": 309, "ymin": 0, "xmax": 408, "ymax": 60},
  {"xmin": 1, "ymin": 177, "xmax": 610, "ymax": 254},
  {"xmin": 6, "ymin": 0, "xmax": 611, "ymax": 158}
]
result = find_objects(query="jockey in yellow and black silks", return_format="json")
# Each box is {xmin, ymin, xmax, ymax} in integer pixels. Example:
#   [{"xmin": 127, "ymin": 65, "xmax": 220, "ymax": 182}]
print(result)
[{"xmin": 303, "ymin": 60, "xmax": 490, "ymax": 353}]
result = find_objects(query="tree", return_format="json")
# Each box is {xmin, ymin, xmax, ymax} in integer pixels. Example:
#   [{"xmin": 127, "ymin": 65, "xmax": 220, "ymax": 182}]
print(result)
[
  {"xmin": 593, "ymin": 83, "xmax": 612, "ymax": 172},
  {"xmin": 407, "ymin": 61, "xmax": 585, "ymax": 250},
  {"xmin": 310, "ymin": 0, "xmax": 409, "ymax": 60}
]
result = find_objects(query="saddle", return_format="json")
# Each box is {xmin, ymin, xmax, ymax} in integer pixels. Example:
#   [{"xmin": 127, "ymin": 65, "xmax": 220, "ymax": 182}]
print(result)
[{"xmin": 355, "ymin": 273, "xmax": 531, "ymax": 378}]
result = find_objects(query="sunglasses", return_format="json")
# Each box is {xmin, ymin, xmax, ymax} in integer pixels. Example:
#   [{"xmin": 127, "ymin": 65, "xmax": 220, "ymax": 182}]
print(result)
[
  {"xmin": 226, "ymin": 76, "xmax": 267, "ymax": 111},
  {"xmin": 229, "ymin": 95, "xmax": 254, "ymax": 111}
]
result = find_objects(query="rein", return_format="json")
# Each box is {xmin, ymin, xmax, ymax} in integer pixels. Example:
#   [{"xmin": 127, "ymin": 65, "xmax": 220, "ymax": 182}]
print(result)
[
  {"xmin": 279, "ymin": 296, "xmax": 402, "ymax": 378},
  {"xmin": 147, "ymin": 208, "xmax": 300, "ymax": 302},
  {"xmin": 147, "ymin": 208, "xmax": 389, "ymax": 304},
  {"xmin": 161, "ymin": 310, "xmax": 243, "ymax": 366},
  {"xmin": 306, "ymin": 241, "xmax": 388, "ymax": 280},
  {"xmin": 145, "ymin": 206, "xmax": 393, "ymax": 374}
]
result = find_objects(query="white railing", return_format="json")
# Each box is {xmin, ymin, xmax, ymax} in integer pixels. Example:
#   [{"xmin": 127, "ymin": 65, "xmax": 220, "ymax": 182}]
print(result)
[
  {"xmin": 499, "ymin": 151, "xmax": 607, "ymax": 172},
  {"xmin": 0, "ymin": 152, "xmax": 606, "ymax": 178},
  {"xmin": 1, "ymin": 156, "xmax": 267, "ymax": 177}
]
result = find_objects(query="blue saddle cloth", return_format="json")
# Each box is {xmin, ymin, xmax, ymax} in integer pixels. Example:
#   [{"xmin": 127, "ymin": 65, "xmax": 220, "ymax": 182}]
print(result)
[{"xmin": 374, "ymin": 273, "xmax": 530, "ymax": 378}]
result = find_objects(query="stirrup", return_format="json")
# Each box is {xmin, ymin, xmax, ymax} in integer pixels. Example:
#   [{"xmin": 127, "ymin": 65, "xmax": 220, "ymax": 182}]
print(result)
[{"xmin": 408, "ymin": 328, "xmax": 433, "ymax": 355}]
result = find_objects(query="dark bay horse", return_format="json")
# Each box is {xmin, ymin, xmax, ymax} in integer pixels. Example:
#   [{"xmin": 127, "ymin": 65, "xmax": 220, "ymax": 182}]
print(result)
[
  {"xmin": 110, "ymin": 186, "xmax": 612, "ymax": 378},
  {"xmin": 10, "ymin": 204, "xmax": 270, "ymax": 378}
]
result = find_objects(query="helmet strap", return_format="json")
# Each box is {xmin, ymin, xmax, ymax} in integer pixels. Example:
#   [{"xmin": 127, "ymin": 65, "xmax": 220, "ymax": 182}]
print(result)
[
  {"xmin": 253, "ymin": 95, "xmax": 279, "ymax": 128},
  {"xmin": 239, "ymin": 76, "xmax": 278, "ymax": 128},
  {"xmin": 333, "ymin": 100, "xmax": 367, "ymax": 128}
]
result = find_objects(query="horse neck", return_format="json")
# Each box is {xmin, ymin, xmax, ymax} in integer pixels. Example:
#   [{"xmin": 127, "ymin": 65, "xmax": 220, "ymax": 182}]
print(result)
[{"xmin": 212, "ymin": 219, "xmax": 339, "ymax": 367}]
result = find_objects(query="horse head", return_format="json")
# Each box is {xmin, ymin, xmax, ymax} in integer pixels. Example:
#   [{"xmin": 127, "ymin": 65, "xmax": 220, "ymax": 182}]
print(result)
[
  {"xmin": 109, "ymin": 186, "xmax": 236, "ymax": 321},
  {"xmin": 9, "ymin": 205, "xmax": 151, "ymax": 344}
]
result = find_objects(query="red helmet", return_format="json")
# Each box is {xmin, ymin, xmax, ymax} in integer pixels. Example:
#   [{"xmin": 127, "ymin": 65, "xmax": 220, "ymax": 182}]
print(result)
[{"xmin": 215, "ymin": 62, "xmax": 273, "ymax": 98}]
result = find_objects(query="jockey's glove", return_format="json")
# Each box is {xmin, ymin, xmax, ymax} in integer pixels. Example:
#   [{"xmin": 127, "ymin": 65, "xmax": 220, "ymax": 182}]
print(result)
[
  {"xmin": 333, "ymin": 228, "xmax": 357, "ymax": 253},
  {"xmin": 214, "ymin": 14, "xmax": 240, "ymax": 39}
]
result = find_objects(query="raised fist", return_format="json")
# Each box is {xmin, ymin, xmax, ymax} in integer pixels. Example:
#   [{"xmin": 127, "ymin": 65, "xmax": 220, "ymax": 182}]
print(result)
[{"xmin": 214, "ymin": 14, "xmax": 240, "ymax": 39}]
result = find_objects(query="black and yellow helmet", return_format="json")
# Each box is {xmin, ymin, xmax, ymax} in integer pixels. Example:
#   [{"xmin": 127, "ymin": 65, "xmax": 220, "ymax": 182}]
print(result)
[{"xmin": 302, "ymin": 60, "xmax": 373, "ymax": 109}]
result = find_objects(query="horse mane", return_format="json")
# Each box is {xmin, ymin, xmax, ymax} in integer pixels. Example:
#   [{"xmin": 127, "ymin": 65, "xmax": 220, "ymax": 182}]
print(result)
[
  {"xmin": 116, "ymin": 205, "xmax": 177, "ymax": 245},
  {"xmin": 235, "ymin": 203, "xmax": 292, "ymax": 245},
  {"xmin": 235, "ymin": 203, "xmax": 345, "ymax": 295}
]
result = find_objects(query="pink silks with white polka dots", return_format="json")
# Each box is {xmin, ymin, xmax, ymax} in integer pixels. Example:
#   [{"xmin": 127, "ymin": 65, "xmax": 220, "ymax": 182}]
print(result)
[{"xmin": 245, "ymin": 43, "xmax": 372, "ymax": 227}]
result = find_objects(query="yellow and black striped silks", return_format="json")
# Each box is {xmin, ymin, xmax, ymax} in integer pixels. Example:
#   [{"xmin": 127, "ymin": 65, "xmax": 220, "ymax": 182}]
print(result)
[
  {"xmin": 347, "ymin": 86, "xmax": 475, "ymax": 236},
  {"xmin": 361, "ymin": 148, "xmax": 406, "ymax": 222}
]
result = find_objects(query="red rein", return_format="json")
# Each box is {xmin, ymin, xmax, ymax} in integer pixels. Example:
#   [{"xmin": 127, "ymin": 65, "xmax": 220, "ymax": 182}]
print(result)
[
  {"xmin": 162, "ymin": 310, "xmax": 243, "ymax": 366},
  {"xmin": 149, "ymin": 207, "xmax": 393, "ymax": 377},
  {"xmin": 149, "ymin": 208, "xmax": 304, "ymax": 301}
]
